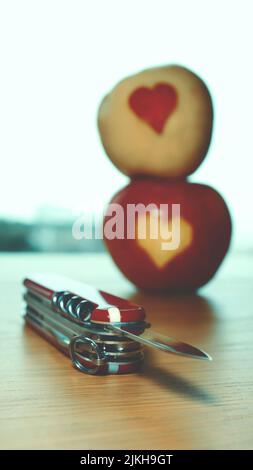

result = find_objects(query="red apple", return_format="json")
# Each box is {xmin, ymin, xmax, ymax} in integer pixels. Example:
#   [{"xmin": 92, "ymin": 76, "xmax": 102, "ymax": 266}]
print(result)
[{"xmin": 103, "ymin": 179, "xmax": 232, "ymax": 291}]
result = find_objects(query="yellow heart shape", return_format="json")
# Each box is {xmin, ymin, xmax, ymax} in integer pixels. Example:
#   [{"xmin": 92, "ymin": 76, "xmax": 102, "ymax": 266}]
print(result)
[{"xmin": 137, "ymin": 212, "xmax": 193, "ymax": 268}]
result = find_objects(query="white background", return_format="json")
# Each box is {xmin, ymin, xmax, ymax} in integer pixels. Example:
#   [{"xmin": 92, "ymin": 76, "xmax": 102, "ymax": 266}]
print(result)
[{"xmin": 0, "ymin": 0, "xmax": 252, "ymax": 249}]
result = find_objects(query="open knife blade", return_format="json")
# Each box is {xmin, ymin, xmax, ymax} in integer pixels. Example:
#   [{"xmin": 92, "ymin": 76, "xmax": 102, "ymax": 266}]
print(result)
[{"xmin": 108, "ymin": 324, "xmax": 212, "ymax": 361}]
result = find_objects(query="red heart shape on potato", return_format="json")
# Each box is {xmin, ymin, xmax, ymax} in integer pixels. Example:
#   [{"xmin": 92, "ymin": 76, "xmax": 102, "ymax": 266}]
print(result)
[{"xmin": 129, "ymin": 83, "xmax": 177, "ymax": 133}]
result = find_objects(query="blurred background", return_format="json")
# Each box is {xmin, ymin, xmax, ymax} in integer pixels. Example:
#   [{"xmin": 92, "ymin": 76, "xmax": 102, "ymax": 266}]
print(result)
[{"xmin": 0, "ymin": 0, "xmax": 252, "ymax": 252}]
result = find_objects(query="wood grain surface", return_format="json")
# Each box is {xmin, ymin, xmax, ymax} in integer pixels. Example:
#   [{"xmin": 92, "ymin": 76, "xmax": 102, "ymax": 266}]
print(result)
[{"xmin": 0, "ymin": 252, "xmax": 252, "ymax": 450}]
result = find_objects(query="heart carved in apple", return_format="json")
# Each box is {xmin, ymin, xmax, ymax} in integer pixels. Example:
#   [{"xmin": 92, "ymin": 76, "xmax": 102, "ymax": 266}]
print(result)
[
  {"xmin": 98, "ymin": 65, "xmax": 213, "ymax": 178},
  {"xmin": 129, "ymin": 83, "xmax": 178, "ymax": 134},
  {"xmin": 137, "ymin": 212, "xmax": 193, "ymax": 268},
  {"xmin": 103, "ymin": 179, "xmax": 232, "ymax": 292}
]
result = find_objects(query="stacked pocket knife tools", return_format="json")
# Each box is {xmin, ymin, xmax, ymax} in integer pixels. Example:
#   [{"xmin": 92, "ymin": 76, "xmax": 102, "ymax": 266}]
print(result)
[{"xmin": 23, "ymin": 274, "xmax": 212, "ymax": 375}]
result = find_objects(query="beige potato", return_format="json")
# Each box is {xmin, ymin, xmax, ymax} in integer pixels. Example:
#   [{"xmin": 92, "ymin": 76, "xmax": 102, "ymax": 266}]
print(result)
[{"xmin": 98, "ymin": 65, "xmax": 213, "ymax": 178}]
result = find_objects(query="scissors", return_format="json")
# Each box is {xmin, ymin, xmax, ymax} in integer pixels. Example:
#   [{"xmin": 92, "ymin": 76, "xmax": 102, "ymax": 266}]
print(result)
[{"xmin": 23, "ymin": 274, "xmax": 212, "ymax": 375}]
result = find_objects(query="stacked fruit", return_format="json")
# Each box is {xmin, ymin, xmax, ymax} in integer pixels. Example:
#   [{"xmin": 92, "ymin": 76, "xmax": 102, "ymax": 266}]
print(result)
[{"xmin": 98, "ymin": 65, "xmax": 232, "ymax": 291}]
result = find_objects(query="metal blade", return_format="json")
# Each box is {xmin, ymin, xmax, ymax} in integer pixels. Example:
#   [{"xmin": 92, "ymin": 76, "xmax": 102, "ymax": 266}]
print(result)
[{"xmin": 108, "ymin": 325, "xmax": 212, "ymax": 361}]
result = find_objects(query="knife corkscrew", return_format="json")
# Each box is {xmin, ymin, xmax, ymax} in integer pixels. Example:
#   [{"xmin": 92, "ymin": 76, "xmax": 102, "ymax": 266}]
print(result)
[{"xmin": 23, "ymin": 274, "xmax": 212, "ymax": 375}]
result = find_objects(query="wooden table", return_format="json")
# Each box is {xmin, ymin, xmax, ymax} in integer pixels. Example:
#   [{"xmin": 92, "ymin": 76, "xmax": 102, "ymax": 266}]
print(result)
[{"xmin": 0, "ymin": 252, "xmax": 252, "ymax": 450}]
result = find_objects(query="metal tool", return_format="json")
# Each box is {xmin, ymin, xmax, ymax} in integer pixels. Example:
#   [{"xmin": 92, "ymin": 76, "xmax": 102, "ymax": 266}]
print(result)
[{"xmin": 23, "ymin": 274, "xmax": 212, "ymax": 375}]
